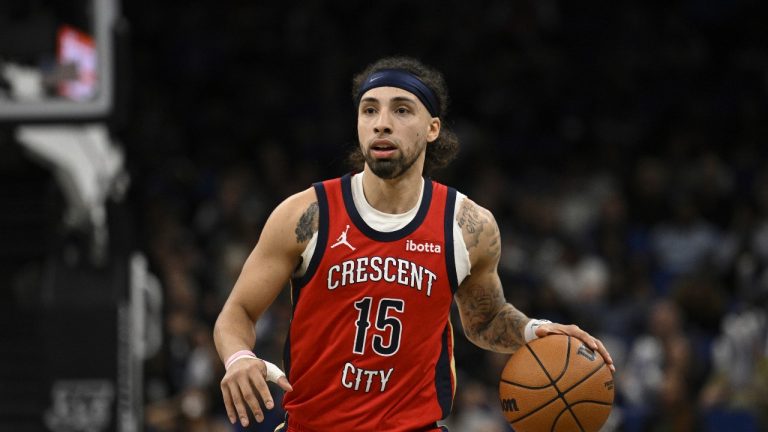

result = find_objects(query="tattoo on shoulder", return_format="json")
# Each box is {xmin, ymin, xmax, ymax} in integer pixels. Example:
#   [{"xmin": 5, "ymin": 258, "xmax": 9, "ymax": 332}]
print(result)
[
  {"xmin": 295, "ymin": 202, "xmax": 318, "ymax": 243},
  {"xmin": 457, "ymin": 199, "xmax": 487, "ymax": 249},
  {"xmin": 457, "ymin": 199, "xmax": 481, "ymax": 232}
]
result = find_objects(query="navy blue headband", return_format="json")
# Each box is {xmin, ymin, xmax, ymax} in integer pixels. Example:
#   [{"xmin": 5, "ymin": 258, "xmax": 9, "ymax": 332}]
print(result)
[{"xmin": 357, "ymin": 69, "xmax": 441, "ymax": 117}]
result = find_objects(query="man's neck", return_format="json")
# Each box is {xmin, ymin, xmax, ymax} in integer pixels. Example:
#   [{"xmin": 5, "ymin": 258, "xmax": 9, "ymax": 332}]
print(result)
[{"xmin": 361, "ymin": 166, "xmax": 424, "ymax": 214}]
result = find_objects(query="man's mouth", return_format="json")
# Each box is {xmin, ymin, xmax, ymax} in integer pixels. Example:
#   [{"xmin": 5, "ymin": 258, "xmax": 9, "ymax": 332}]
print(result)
[{"xmin": 370, "ymin": 140, "xmax": 397, "ymax": 158}]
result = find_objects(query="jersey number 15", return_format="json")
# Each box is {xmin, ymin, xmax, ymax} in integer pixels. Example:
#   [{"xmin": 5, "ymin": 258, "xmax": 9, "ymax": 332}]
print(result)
[{"xmin": 353, "ymin": 297, "xmax": 404, "ymax": 356}]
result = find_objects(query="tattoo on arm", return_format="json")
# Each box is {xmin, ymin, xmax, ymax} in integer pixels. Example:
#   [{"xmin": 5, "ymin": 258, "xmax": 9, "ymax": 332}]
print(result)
[
  {"xmin": 457, "ymin": 199, "xmax": 486, "ymax": 250},
  {"xmin": 457, "ymin": 281, "xmax": 529, "ymax": 353},
  {"xmin": 294, "ymin": 202, "xmax": 318, "ymax": 243},
  {"xmin": 485, "ymin": 306, "xmax": 530, "ymax": 353}
]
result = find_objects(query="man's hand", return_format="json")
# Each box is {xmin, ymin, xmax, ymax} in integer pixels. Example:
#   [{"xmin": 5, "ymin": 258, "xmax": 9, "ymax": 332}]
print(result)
[
  {"xmin": 535, "ymin": 323, "xmax": 615, "ymax": 373},
  {"xmin": 220, "ymin": 358, "xmax": 293, "ymax": 427}
]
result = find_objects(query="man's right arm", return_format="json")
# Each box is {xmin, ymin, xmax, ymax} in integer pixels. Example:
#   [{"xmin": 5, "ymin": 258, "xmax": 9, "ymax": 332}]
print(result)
[{"xmin": 213, "ymin": 187, "xmax": 318, "ymax": 427}]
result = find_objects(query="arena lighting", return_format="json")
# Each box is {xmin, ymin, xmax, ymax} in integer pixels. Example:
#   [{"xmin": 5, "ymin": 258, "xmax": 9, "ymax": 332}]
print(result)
[{"xmin": 0, "ymin": 0, "xmax": 117, "ymax": 120}]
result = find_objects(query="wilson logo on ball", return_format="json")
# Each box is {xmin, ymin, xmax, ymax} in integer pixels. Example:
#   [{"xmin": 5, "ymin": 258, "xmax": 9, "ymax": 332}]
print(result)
[
  {"xmin": 577, "ymin": 344, "xmax": 597, "ymax": 361},
  {"xmin": 500, "ymin": 398, "xmax": 519, "ymax": 412}
]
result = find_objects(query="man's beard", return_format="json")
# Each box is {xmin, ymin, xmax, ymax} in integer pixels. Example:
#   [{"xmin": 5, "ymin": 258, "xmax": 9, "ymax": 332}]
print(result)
[{"xmin": 363, "ymin": 145, "xmax": 423, "ymax": 180}]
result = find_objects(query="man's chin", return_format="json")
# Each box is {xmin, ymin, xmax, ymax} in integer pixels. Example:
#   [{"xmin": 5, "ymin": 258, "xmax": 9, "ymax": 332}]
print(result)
[{"xmin": 367, "ymin": 160, "xmax": 401, "ymax": 179}]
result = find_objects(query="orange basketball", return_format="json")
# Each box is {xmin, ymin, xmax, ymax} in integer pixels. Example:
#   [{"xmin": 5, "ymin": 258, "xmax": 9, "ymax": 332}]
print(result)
[{"xmin": 499, "ymin": 334, "xmax": 614, "ymax": 432}]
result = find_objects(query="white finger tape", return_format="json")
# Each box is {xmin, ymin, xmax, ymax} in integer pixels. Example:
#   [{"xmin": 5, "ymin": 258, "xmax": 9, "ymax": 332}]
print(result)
[{"xmin": 264, "ymin": 360, "xmax": 286, "ymax": 383}]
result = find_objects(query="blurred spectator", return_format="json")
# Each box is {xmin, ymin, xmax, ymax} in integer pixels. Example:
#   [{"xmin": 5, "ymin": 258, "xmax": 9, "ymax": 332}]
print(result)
[
  {"xmin": 650, "ymin": 197, "xmax": 720, "ymax": 277},
  {"xmin": 546, "ymin": 237, "xmax": 609, "ymax": 305},
  {"xmin": 620, "ymin": 299, "xmax": 698, "ymax": 431},
  {"xmin": 699, "ymin": 302, "xmax": 768, "ymax": 430}
]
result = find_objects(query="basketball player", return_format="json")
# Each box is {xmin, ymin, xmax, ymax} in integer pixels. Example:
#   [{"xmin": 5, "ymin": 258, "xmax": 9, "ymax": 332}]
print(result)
[{"xmin": 214, "ymin": 57, "xmax": 615, "ymax": 431}]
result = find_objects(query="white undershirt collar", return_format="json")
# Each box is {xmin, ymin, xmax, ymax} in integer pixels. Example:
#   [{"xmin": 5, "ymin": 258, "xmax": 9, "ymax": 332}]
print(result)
[{"xmin": 351, "ymin": 171, "xmax": 424, "ymax": 232}]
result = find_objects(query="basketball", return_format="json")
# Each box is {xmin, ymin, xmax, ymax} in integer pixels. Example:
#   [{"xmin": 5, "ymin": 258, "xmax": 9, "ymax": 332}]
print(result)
[{"xmin": 499, "ymin": 335, "xmax": 614, "ymax": 432}]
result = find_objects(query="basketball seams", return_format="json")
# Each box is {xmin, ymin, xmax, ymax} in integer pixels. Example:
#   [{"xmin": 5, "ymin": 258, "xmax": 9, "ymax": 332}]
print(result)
[
  {"xmin": 550, "ymin": 405, "xmax": 576, "ymax": 432},
  {"xmin": 526, "ymin": 339, "xmax": 587, "ymax": 432},
  {"xmin": 507, "ymin": 394, "xmax": 561, "ymax": 425},
  {"xmin": 559, "ymin": 362, "xmax": 607, "ymax": 397},
  {"xmin": 567, "ymin": 400, "xmax": 613, "ymax": 407},
  {"xmin": 549, "ymin": 403, "xmax": 613, "ymax": 432},
  {"xmin": 550, "ymin": 335, "xmax": 571, "ymax": 384},
  {"xmin": 499, "ymin": 378, "xmax": 554, "ymax": 390}
]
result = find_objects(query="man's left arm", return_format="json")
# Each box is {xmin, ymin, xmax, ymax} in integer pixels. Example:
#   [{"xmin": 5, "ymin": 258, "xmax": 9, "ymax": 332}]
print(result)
[{"xmin": 453, "ymin": 198, "xmax": 614, "ymax": 371}]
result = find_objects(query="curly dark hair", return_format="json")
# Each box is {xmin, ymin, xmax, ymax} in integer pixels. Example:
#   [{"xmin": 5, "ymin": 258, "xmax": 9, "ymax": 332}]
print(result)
[{"xmin": 348, "ymin": 57, "xmax": 460, "ymax": 176}]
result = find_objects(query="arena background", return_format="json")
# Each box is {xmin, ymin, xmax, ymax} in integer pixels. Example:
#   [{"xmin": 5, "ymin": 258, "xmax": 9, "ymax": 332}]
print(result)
[{"xmin": 1, "ymin": 1, "xmax": 767, "ymax": 431}]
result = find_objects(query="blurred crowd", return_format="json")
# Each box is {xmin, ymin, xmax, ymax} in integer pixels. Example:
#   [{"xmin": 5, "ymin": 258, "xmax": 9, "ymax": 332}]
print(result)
[{"xmin": 115, "ymin": 1, "xmax": 768, "ymax": 431}]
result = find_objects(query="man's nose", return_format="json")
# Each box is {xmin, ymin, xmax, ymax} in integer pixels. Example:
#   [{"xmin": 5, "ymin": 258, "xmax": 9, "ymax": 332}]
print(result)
[{"xmin": 373, "ymin": 111, "xmax": 392, "ymax": 134}]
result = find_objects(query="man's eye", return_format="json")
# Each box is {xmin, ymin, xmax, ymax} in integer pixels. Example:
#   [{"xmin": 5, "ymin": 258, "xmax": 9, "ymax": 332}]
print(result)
[{"xmin": 396, "ymin": 107, "xmax": 409, "ymax": 114}]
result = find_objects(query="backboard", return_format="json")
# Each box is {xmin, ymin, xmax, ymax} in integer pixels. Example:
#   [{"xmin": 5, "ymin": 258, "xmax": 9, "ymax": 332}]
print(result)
[{"xmin": 0, "ymin": 0, "xmax": 118, "ymax": 121}]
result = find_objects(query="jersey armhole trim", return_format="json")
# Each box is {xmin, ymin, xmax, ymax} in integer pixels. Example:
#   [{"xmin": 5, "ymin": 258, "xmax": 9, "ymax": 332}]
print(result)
[
  {"xmin": 443, "ymin": 187, "xmax": 459, "ymax": 294},
  {"xmin": 291, "ymin": 181, "xmax": 329, "ymax": 292}
]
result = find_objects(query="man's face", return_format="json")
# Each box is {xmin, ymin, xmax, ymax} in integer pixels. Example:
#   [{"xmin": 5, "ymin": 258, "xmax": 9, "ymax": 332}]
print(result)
[{"xmin": 357, "ymin": 86, "xmax": 440, "ymax": 179}]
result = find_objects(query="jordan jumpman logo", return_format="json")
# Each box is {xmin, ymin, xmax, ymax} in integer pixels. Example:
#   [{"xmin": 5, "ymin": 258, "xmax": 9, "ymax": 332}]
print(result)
[{"xmin": 331, "ymin": 224, "xmax": 356, "ymax": 251}]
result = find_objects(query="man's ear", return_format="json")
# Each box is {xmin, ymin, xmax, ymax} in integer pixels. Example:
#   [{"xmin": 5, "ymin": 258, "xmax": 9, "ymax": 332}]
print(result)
[{"xmin": 427, "ymin": 117, "xmax": 441, "ymax": 143}]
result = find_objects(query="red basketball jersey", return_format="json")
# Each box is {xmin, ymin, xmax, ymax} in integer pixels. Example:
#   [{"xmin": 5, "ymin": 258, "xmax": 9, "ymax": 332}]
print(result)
[{"xmin": 282, "ymin": 174, "xmax": 459, "ymax": 431}]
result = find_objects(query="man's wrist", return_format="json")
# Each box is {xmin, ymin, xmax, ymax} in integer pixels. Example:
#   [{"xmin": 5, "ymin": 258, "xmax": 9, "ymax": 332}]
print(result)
[
  {"xmin": 225, "ymin": 350, "xmax": 258, "ymax": 370},
  {"xmin": 524, "ymin": 319, "xmax": 552, "ymax": 343}
]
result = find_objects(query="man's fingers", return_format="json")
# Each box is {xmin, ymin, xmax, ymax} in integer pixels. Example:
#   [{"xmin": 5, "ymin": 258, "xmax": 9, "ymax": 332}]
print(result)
[
  {"xmin": 593, "ymin": 338, "xmax": 615, "ymax": 372},
  {"xmin": 253, "ymin": 374, "xmax": 275, "ymax": 413},
  {"xmin": 264, "ymin": 360, "xmax": 287, "ymax": 383},
  {"xmin": 262, "ymin": 359, "xmax": 292, "ymax": 392},
  {"xmin": 535, "ymin": 322, "xmax": 576, "ymax": 338},
  {"xmin": 228, "ymin": 382, "xmax": 252, "ymax": 427},
  {"xmin": 219, "ymin": 358, "xmax": 289, "ymax": 426},
  {"xmin": 276, "ymin": 376, "xmax": 294, "ymax": 392},
  {"xmin": 238, "ymin": 379, "xmax": 264, "ymax": 424},
  {"xmin": 220, "ymin": 384, "xmax": 238, "ymax": 424},
  {"xmin": 537, "ymin": 323, "xmax": 616, "ymax": 373},
  {"xmin": 566, "ymin": 324, "xmax": 593, "ymax": 346},
  {"xmin": 571, "ymin": 328, "xmax": 615, "ymax": 372}
]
